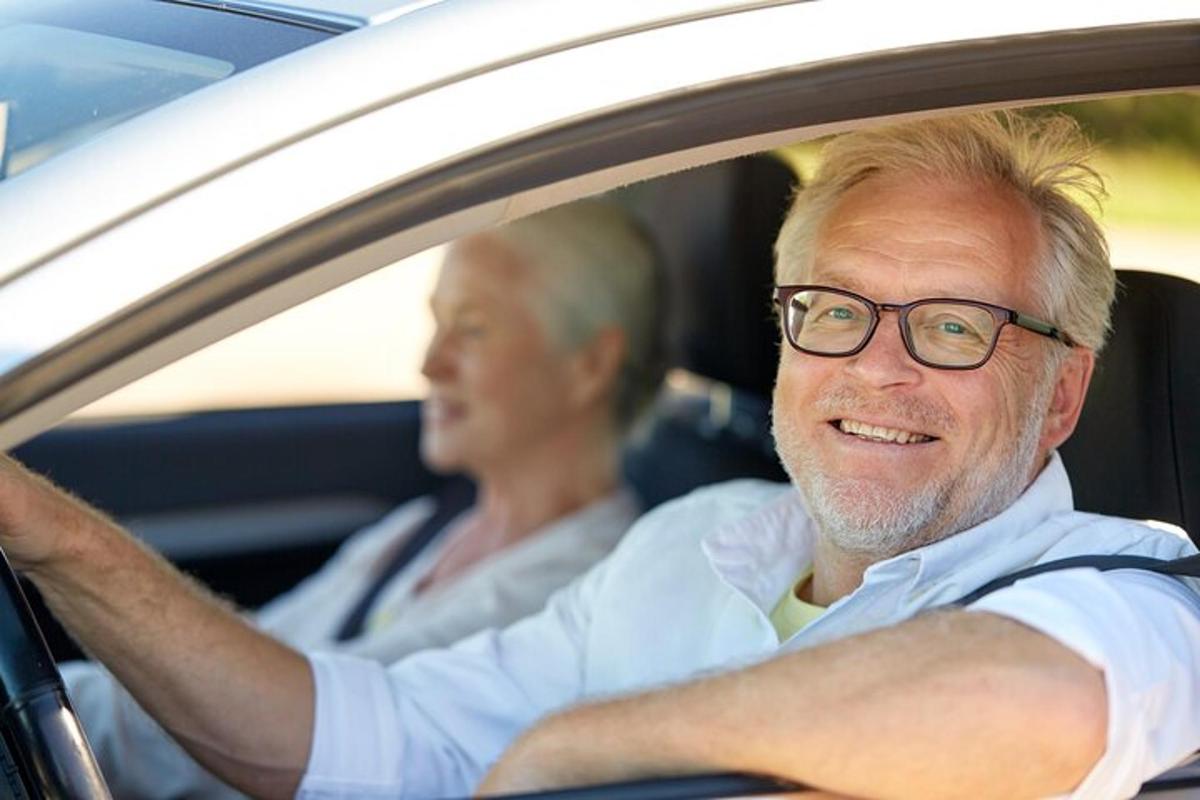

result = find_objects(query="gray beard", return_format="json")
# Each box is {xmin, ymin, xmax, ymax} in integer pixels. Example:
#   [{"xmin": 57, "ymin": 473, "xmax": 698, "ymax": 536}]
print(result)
[{"xmin": 774, "ymin": 388, "xmax": 1049, "ymax": 561}]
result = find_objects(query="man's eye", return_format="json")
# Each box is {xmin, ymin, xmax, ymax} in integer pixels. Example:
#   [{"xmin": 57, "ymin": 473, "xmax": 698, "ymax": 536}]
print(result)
[
  {"xmin": 939, "ymin": 320, "xmax": 967, "ymax": 335},
  {"xmin": 825, "ymin": 306, "xmax": 856, "ymax": 321},
  {"xmin": 927, "ymin": 317, "xmax": 982, "ymax": 340}
]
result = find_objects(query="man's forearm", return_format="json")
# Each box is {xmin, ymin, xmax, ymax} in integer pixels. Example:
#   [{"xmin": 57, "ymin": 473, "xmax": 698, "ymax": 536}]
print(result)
[
  {"xmin": 3, "ymin": 458, "xmax": 312, "ymax": 798},
  {"xmin": 484, "ymin": 611, "xmax": 1106, "ymax": 799}
]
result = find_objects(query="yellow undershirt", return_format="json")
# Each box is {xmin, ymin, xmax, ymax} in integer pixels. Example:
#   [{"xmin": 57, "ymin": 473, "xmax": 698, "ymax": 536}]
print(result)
[{"xmin": 769, "ymin": 566, "xmax": 827, "ymax": 641}]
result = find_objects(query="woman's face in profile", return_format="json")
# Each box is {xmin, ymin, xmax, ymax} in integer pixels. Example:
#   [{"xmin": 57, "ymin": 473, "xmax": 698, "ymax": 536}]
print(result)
[{"xmin": 418, "ymin": 234, "xmax": 581, "ymax": 477}]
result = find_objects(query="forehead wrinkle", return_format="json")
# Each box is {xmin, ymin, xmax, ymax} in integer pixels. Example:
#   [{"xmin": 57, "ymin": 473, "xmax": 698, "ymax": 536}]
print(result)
[
  {"xmin": 827, "ymin": 210, "xmax": 1013, "ymax": 259},
  {"xmin": 812, "ymin": 249, "xmax": 1012, "ymax": 304},
  {"xmin": 815, "ymin": 231, "xmax": 1028, "ymax": 308}
]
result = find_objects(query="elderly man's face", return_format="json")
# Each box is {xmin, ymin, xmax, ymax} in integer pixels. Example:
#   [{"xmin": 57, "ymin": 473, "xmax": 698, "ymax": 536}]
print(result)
[{"xmin": 773, "ymin": 172, "xmax": 1085, "ymax": 556}]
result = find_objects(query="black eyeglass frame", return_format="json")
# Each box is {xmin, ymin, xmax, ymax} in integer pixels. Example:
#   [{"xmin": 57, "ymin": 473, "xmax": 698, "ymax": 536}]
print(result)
[{"xmin": 773, "ymin": 284, "xmax": 1077, "ymax": 371}]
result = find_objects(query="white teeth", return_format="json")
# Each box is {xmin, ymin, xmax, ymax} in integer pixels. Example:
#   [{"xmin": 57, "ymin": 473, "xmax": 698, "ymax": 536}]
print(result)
[{"xmin": 838, "ymin": 419, "xmax": 932, "ymax": 444}]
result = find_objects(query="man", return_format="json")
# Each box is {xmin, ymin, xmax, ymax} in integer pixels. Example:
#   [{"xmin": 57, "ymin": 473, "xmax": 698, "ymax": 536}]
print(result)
[{"xmin": 0, "ymin": 112, "xmax": 1197, "ymax": 799}]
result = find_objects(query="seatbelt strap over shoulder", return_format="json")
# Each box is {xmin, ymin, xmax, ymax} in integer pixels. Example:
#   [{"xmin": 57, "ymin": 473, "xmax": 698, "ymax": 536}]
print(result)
[
  {"xmin": 953, "ymin": 553, "xmax": 1200, "ymax": 607},
  {"xmin": 335, "ymin": 477, "xmax": 476, "ymax": 641}
]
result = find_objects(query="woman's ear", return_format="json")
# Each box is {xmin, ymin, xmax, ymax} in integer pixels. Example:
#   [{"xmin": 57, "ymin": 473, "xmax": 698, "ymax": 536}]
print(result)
[
  {"xmin": 1038, "ymin": 346, "xmax": 1095, "ymax": 454},
  {"xmin": 567, "ymin": 328, "xmax": 628, "ymax": 412}
]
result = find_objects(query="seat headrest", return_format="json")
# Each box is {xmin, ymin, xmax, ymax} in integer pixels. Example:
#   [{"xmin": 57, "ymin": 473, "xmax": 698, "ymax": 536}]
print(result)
[
  {"xmin": 613, "ymin": 155, "xmax": 796, "ymax": 394},
  {"xmin": 1060, "ymin": 270, "xmax": 1200, "ymax": 541}
]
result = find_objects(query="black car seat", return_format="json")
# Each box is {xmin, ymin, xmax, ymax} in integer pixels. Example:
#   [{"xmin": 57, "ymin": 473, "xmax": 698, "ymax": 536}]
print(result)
[
  {"xmin": 616, "ymin": 155, "xmax": 795, "ymax": 508},
  {"xmin": 1060, "ymin": 269, "xmax": 1200, "ymax": 544}
]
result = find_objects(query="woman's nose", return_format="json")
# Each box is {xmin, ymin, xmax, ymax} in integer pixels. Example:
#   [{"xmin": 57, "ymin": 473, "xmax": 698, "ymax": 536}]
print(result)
[{"xmin": 420, "ymin": 330, "xmax": 455, "ymax": 381}]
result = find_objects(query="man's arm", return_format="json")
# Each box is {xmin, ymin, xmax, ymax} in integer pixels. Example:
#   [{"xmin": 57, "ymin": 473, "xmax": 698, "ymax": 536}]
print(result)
[
  {"xmin": 0, "ymin": 456, "xmax": 313, "ymax": 799},
  {"xmin": 481, "ymin": 610, "xmax": 1106, "ymax": 799},
  {"xmin": 62, "ymin": 662, "xmax": 249, "ymax": 799}
]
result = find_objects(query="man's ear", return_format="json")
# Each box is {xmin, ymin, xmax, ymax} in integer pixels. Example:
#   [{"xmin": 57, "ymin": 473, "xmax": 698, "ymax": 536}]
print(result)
[
  {"xmin": 567, "ymin": 327, "xmax": 628, "ymax": 412},
  {"xmin": 1039, "ymin": 347, "xmax": 1095, "ymax": 453}
]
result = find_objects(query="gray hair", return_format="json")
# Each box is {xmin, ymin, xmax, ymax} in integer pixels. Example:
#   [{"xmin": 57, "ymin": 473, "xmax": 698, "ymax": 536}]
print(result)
[
  {"xmin": 775, "ymin": 112, "xmax": 1115, "ymax": 352},
  {"xmin": 490, "ymin": 200, "xmax": 666, "ymax": 434}
]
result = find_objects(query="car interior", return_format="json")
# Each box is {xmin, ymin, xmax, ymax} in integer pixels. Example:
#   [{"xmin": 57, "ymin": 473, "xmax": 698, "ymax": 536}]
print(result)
[
  {"xmin": 11, "ymin": 154, "xmax": 798, "ymax": 661},
  {"xmin": 9, "ymin": 132, "xmax": 1200, "ymax": 794},
  {"xmin": 12, "ymin": 144, "xmax": 1200, "ymax": 625}
]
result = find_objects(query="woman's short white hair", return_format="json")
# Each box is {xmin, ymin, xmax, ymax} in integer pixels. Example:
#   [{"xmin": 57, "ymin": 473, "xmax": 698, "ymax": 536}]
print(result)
[
  {"xmin": 490, "ymin": 200, "xmax": 666, "ymax": 434},
  {"xmin": 775, "ymin": 111, "xmax": 1115, "ymax": 352}
]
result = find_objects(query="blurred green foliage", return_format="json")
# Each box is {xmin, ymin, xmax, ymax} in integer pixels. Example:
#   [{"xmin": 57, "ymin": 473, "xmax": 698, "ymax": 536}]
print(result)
[
  {"xmin": 1050, "ymin": 93, "xmax": 1200, "ymax": 153},
  {"xmin": 1049, "ymin": 93, "xmax": 1200, "ymax": 227},
  {"xmin": 783, "ymin": 93, "xmax": 1200, "ymax": 228}
]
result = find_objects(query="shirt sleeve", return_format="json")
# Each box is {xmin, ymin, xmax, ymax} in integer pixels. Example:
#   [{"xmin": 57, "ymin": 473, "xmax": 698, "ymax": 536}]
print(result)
[
  {"xmin": 966, "ymin": 568, "xmax": 1200, "ymax": 799},
  {"xmin": 298, "ymin": 552, "xmax": 609, "ymax": 799}
]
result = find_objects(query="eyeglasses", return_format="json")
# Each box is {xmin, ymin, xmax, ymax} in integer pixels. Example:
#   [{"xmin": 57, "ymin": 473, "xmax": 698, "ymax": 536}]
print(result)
[{"xmin": 773, "ymin": 285, "xmax": 1076, "ymax": 370}]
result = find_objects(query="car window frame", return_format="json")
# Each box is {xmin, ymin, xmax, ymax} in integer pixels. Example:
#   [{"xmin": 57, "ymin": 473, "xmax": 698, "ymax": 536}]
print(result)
[{"xmin": 0, "ymin": 16, "xmax": 1196, "ymax": 449}]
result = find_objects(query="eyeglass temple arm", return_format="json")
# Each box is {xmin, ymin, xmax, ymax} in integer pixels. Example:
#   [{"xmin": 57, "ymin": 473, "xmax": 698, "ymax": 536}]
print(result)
[{"xmin": 1012, "ymin": 312, "xmax": 1076, "ymax": 347}]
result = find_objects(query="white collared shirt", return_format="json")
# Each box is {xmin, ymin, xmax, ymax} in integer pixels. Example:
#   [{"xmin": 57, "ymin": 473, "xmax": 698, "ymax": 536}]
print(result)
[{"xmin": 302, "ymin": 455, "xmax": 1200, "ymax": 799}]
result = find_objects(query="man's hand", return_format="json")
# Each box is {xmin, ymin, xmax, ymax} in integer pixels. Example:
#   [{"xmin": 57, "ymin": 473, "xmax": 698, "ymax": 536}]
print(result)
[
  {"xmin": 0, "ymin": 454, "xmax": 315, "ymax": 798},
  {"xmin": 480, "ymin": 611, "xmax": 1105, "ymax": 800},
  {"xmin": 0, "ymin": 454, "xmax": 105, "ymax": 572}
]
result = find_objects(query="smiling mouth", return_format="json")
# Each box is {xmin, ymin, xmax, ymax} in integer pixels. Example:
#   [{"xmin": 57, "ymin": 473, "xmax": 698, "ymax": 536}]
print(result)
[{"xmin": 832, "ymin": 418, "xmax": 937, "ymax": 445}]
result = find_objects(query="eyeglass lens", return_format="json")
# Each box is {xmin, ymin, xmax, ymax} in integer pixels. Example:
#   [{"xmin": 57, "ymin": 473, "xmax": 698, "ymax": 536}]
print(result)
[{"xmin": 784, "ymin": 289, "xmax": 998, "ymax": 368}]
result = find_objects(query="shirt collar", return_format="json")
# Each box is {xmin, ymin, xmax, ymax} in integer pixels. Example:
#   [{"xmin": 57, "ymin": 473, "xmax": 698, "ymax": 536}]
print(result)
[
  {"xmin": 884, "ymin": 452, "xmax": 1075, "ymax": 589},
  {"xmin": 701, "ymin": 452, "xmax": 1075, "ymax": 616},
  {"xmin": 701, "ymin": 488, "xmax": 815, "ymax": 614}
]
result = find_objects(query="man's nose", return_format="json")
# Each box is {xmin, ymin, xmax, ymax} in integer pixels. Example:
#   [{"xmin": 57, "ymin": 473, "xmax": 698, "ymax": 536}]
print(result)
[{"xmin": 843, "ymin": 313, "xmax": 923, "ymax": 387}]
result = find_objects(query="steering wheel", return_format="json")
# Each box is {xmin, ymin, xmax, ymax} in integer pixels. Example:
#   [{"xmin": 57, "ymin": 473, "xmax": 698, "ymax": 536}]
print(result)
[{"xmin": 0, "ymin": 548, "xmax": 110, "ymax": 798}]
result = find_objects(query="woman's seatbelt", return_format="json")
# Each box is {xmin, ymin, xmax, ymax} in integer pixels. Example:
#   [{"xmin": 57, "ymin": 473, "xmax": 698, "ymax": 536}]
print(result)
[{"xmin": 335, "ymin": 477, "xmax": 476, "ymax": 641}]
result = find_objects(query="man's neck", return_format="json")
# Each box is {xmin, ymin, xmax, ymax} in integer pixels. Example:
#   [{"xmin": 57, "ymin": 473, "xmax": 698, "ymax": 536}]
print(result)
[{"xmin": 804, "ymin": 536, "xmax": 882, "ymax": 607}]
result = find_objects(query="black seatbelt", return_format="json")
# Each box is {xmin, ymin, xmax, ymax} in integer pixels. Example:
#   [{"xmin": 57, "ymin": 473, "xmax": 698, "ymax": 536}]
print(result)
[
  {"xmin": 335, "ymin": 477, "xmax": 476, "ymax": 641},
  {"xmin": 953, "ymin": 553, "xmax": 1200, "ymax": 607}
]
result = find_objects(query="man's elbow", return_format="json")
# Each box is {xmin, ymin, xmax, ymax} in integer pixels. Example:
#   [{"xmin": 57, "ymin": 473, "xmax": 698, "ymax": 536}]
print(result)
[
  {"xmin": 989, "ymin": 627, "xmax": 1109, "ymax": 793},
  {"xmin": 1049, "ymin": 662, "xmax": 1108, "ymax": 789}
]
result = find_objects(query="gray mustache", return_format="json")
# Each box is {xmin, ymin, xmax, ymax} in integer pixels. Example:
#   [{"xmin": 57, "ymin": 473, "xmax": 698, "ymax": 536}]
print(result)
[{"xmin": 811, "ymin": 384, "xmax": 957, "ymax": 435}]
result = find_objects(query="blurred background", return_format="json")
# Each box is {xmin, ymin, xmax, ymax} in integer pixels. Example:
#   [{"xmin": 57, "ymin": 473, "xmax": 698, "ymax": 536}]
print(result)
[{"xmin": 73, "ymin": 92, "xmax": 1200, "ymax": 420}]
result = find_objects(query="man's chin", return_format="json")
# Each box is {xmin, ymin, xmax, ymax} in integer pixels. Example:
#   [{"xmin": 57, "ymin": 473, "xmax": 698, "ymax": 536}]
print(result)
[{"xmin": 797, "ymin": 475, "xmax": 948, "ymax": 558}]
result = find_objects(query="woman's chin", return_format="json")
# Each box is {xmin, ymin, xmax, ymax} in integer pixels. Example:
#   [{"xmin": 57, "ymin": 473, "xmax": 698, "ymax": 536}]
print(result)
[{"xmin": 418, "ymin": 439, "xmax": 466, "ymax": 475}]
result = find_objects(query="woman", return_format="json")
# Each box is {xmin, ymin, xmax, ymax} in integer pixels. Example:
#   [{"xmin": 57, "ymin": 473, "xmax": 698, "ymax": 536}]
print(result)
[{"xmin": 63, "ymin": 200, "xmax": 666, "ymax": 797}]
